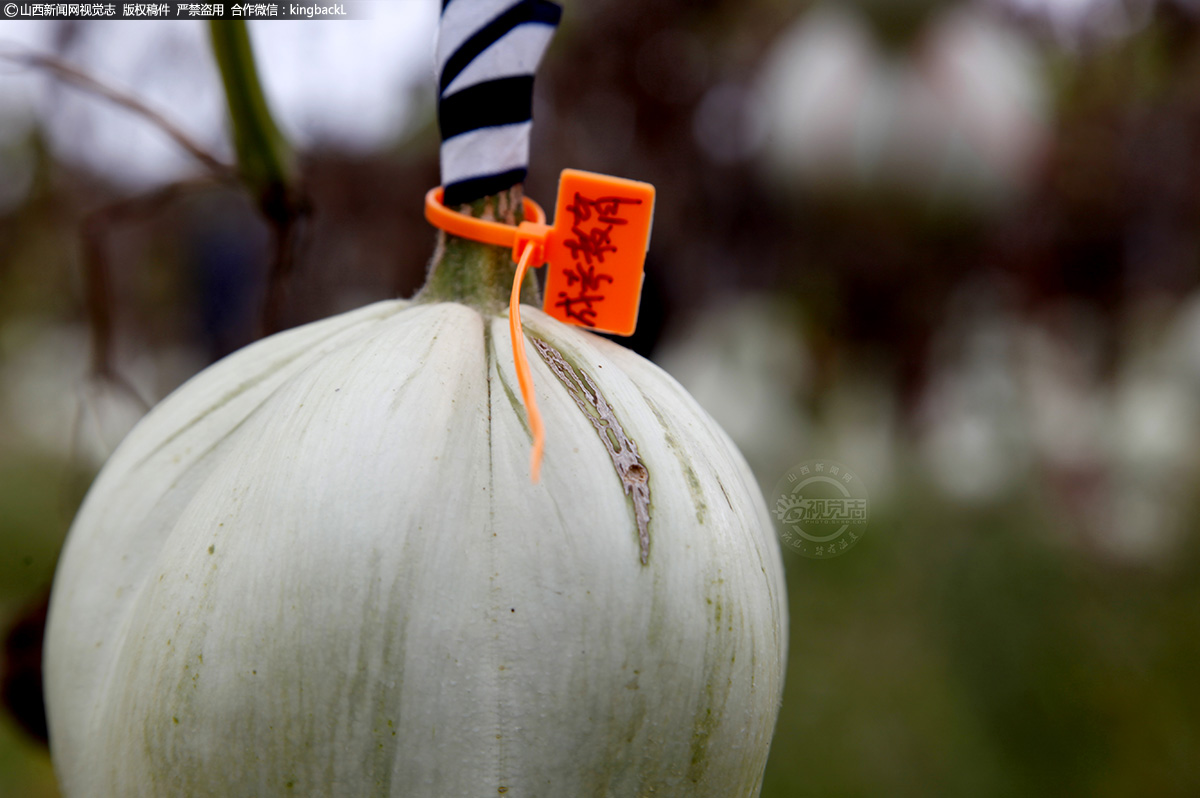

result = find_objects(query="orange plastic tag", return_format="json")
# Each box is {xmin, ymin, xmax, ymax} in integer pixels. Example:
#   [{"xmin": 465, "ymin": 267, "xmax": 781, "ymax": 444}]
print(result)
[
  {"xmin": 424, "ymin": 169, "xmax": 655, "ymax": 482},
  {"xmin": 533, "ymin": 169, "xmax": 655, "ymax": 337}
]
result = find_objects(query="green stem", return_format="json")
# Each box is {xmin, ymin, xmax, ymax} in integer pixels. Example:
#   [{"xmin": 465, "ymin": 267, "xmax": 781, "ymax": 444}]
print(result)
[
  {"xmin": 208, "ymin": 21, "xmax": 306, "ymax": 335},
  {"xmin": 417, "ymin": 187, "xmax": 542, "ymax": 314},
  {"xmin": 208, "ymin": 21, "xmax": 292, "ymax": 202}
]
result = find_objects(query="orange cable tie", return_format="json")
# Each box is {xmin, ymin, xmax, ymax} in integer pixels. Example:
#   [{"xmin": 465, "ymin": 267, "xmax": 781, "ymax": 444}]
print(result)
[{"xmin": 509, "ymin": 241, "xmax": 545, "ymax": 482}]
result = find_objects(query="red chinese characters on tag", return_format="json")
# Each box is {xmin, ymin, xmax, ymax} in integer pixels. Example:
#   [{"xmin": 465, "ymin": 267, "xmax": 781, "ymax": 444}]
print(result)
[{"xmin": 537, "ymin": 170, "xmax": 655, "ymax": 337}]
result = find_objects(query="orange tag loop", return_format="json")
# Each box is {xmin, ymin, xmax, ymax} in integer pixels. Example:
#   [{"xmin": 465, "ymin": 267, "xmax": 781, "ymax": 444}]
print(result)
[{"xmin": 424, "ymin": 187, "xmax": 547, "ymax": 247}]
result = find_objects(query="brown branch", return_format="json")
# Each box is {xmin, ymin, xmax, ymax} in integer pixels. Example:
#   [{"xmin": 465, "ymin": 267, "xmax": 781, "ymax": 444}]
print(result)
[
  {"xmin": 256, "ymin": 179, "xmax": 311, "ymax": 336},
  {"xmin": 0, "ymin": 47, "xmax": 235, "ymax": 181},
  {"xmin": 1, "ymin": 43, "xmax": 309, "ymax": 347},
  {"xmin": 80, "ymin": 178, "xmax": 219, "ymax": 397}
]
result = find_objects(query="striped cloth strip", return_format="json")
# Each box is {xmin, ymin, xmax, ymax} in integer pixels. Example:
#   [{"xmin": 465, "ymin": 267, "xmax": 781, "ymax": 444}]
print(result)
[{"xmin": 437, "ymin": 0, "xmax": 562, "ymax": 206}]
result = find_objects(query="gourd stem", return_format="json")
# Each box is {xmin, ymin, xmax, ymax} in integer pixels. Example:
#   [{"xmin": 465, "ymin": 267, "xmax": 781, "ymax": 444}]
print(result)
[{"xmin": 417, "ymin": 187, "xmax": 542, "ymax": 312}]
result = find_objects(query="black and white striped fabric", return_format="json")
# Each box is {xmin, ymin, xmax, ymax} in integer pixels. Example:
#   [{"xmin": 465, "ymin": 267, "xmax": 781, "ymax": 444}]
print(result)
[{"xmin": 437, "ymin": 0, "xmax": 562, "ymax": 206}]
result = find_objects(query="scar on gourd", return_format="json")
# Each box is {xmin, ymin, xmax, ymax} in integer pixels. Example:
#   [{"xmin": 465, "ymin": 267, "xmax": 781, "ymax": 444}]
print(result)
[{"xmin": 531, "ymin": 338, "xmax": 651, "ymax": 565}]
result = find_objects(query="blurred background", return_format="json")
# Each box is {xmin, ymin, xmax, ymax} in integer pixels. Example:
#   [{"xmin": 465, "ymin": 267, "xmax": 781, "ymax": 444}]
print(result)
[{"xmin": 3, "ymin": 0, "xmax": 1200, "ymax": 794}]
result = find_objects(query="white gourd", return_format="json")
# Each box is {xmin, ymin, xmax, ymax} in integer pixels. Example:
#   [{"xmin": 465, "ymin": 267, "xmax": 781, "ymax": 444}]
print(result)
[{"xmin": 44, "ymin": 289, "xmax": 788, "ymax": 796}]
